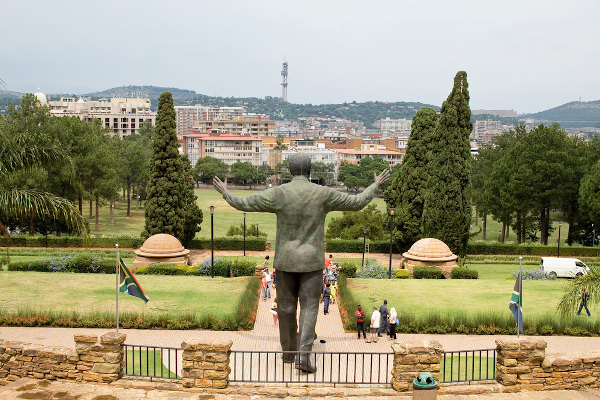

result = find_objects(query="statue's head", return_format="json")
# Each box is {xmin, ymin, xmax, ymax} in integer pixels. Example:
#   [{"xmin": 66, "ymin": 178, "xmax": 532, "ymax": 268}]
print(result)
[{"xmin": 288, "ymin": 153, "xmax": 311, "ymax": 177}]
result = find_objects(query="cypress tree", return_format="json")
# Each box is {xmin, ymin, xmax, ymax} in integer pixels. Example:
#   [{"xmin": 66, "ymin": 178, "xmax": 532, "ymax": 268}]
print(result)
[
  {"xmin": 143, "ymin": 92, "xmax": 187, "ymax": 239},
  {"xmin": 384, "ymin": 107, "xmax": 438, "ymax": 250},
  {"xmin": 180, "ymin": 155, "xmax": 203, "ymax": 246},
  {"xmin": 422, "ymin": 71, "xmax": 473, "ymax": 255}
]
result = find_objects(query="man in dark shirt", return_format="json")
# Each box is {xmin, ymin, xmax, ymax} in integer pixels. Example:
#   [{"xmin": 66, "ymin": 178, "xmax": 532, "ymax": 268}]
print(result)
[
  {"xmin": 577, "ymin": 287, "xmax": 591, "ymax": 317},
  {"xmin": 355, "ymin": 305, "xmax": 366, "ymax": 339},
  {"xmin": 378, "ymin": 299, "xmax": 389, "ymax": 337},
  {"xmin": 322, "ymin": 283, "xmax": 331, "ymax": 314}
]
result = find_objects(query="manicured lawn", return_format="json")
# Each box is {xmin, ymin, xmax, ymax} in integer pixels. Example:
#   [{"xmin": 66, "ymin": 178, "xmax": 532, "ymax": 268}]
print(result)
[
  {"xmin": 347, "ymin": 262, "xmax": 600, "ymax": 323},
  {"xmin": 0, "ymin": 271, "xmax": 248, "ymax": 317},
  {"xmin": 125, "ymin": 349, "xmax": 178, "ymax": 378},
  {"xmin": 441, "ymin": 354, "xmax": 496, "ymax": 382}
]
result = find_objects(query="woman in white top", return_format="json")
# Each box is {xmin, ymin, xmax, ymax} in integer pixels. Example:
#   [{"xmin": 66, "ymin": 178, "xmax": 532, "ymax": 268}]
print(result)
[{"xmin": 388, "ymin": 307, "xmax": 397, "ymax": 339}]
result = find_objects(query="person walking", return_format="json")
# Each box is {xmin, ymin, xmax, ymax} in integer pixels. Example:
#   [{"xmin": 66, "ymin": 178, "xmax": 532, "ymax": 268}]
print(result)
[
  {"xmin": 263, "ymin": 255, "xmax": 270, "ymax": 269},
  {"xmin": 325, "ymin": 254, "xmax": 333, "ymax": 269},
  {"xmin": 271, "ymin": 298, "xmax": 278, "ymax": 326},
  {"xmin": 261, "ymin": 273, "xmax": 268, "ymax": 301},
  {"xmin": 355, "ymin": 304, "xmax": 366, "ymax": 339},
  {"xmin": 377, "ymin": 300, "xmax": 389, "ymax": 337},
  {"xmin": 577, "ymin": 287, "xmax": 591, "ymax": 317},
  {"xmin": 388, "ymin": 307, "xmax": 398, "ymax": 339},
  {"xmin": 322, "ymin": 283, "xmax": 331, "ymax": 314},
  {"xmin": 263, "ymin": 268, "xmax": 272, "ymax": 299},
  {"xmin": 367, "ymin": 306, "xmax": 380, "ymax": 343}
]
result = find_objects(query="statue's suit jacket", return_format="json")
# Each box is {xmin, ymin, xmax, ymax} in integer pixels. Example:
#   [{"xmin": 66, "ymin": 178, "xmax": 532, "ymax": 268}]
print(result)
[{"xmin": 223, "ymin": 176, "xmax": 378, "ymax": 273}]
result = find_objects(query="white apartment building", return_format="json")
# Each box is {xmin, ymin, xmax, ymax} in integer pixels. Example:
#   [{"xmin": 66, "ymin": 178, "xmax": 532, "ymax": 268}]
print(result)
[
  {"xmin": 375, "ymin": 117, "xmax": 412, "ymax": 133},
  {"xmin": 47, "ymin": 96, "xmax": 155, "ymax": 138},
  {"xmin": 334, "ymin": 144, "xmax": 404, "ymax": 168},
  {"xmin": 182, "ymin": 133, "xmax": 262, "ymax": 167},
  {"xmin": 175, "ymin": 105, "xmax": 245, "ymax": 136},
  {"xmin": 471, "ymin": 119, "xmax": 509, "ymax": 142}
]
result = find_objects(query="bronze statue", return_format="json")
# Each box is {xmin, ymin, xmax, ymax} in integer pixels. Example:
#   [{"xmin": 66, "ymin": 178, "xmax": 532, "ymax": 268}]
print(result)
[{"xmin": 214, "ymin": 153, "xmax": 389, "ymax": 372}]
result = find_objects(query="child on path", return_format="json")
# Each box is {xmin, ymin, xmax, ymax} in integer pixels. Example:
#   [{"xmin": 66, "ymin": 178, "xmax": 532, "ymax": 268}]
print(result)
[
  {"xmin": 271, "ymin": 298, "xmax": 278, "ymax": 326},
  {"xmin": 322, "ymin": 283, "xmax": 331, "ymax": 314}
]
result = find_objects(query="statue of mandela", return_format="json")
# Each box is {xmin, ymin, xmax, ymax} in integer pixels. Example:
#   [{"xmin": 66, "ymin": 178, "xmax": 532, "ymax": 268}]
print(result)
[{"xmin": 214, "ymin": 153, "xmax": 389, "ymax": 372}]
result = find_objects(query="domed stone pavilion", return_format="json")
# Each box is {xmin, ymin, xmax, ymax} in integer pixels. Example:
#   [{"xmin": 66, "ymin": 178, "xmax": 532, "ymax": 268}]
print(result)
[
  {"xmin": 401, "ymin": 238, "xmax": 458, "ymax": 278},
  {"xmin": 132, "ymin": 234, "xmax": 190, "ymax": 271}
]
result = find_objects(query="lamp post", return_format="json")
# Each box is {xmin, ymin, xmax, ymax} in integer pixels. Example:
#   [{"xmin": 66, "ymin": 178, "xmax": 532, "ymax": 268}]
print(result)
[
  {"xmin": 362, "ymin": 227, "xmax": 367, "ymax": 268},
  {"xmin": 388, "ymin": 208, "xmax": 395, "ymax": 279},
  {"xmin": 209, "ymin": 206, "xmax": 215, "ymax": 278},
  {"xmin": 243, "ymin": 212, "xmax": 246, "ymax": 256},
  {"xmin": 557, "ymin": 221, "xmax": 562, "ymax": 258}
]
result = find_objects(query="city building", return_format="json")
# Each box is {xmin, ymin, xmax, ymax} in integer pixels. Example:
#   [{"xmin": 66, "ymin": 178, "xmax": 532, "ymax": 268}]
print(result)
[
  {"xmin": 46, "ymin": 95, "xmax": 155, "ymax": 138},
  {"xmin": 334, "ymin": 144, "xmax": 404, "ymax": 167},
  {"xmin": 182, "ymin": 133, "xmax": 263, "ymax": 167},
  {"xmin": 471, "ymin": 119, "xmax": 512, "ymax": 142},
  {"xmin": 192, "ymin": 115, "xmax": 275, "ymax": 137},
  {"xmin": 375, "ymin": 117, "xmax": 412, "ymax": 133},
  {"xmin": 471, "ymin": 109, "xmax": 518, "ymax": 118},
  {"xmin": 175, "ymin": 105, "xmax": 245, "ymax": 137}
]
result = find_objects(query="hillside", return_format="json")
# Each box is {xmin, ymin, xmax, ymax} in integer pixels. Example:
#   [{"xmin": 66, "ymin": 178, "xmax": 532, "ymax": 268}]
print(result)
[{"xmin": 522, "ymin": 100, "xmax": 600, "ymax": 128}]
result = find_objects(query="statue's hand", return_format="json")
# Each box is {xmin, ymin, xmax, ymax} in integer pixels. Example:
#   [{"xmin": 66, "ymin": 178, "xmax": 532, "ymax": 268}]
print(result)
[
  {"xmin": 374, "ymin": 169, "xmax": 390, "ymax": 186},
  {"xmin": 213, "ymin": 176, "xmax": 227, "ymax": 195}
]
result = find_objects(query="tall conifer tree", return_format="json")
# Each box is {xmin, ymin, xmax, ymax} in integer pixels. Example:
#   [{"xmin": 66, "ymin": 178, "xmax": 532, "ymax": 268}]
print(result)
[
  {"xmin": 384, "ymin": 107, "xmax": 437, "ymax": 250},
  {"xmin": 143, "ymin": 92, "xmax": 188, "ymax": 239},
  {"xmin": 422, "ymin": 71, "xmax": 472, "ymax": 255}
]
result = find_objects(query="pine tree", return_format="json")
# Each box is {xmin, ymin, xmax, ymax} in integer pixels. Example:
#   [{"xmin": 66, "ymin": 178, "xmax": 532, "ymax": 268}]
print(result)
[
  {"xmin": 384, "ymin": 107, "xmax": 437, "ymax": 250},
  {"xmin": 422, "ymin": 71, "xmax": 473, "ymax": 255},
  {"xmin": 143, "ymin": 92, "xmax": 187, "ymax": 239}
]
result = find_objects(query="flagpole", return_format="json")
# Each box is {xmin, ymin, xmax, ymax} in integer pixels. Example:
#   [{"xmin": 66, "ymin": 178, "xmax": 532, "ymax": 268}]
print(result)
[
  {"xmin": 518, "ymin": 256, "xmax": 522, "ymax": 338},
  {"xmin": 116, "ymin": 243, "xmax": 119, "ymax": 334}
]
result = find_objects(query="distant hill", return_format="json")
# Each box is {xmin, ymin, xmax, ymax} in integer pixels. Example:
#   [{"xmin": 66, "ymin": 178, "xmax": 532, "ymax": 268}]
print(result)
[
  {"xmin": 82, "ymin": 85, "xmax": 197, "ymax": 101},
  {"xmin": 522, "ymin": 100, "xmax": 600, "ymax": 128}
]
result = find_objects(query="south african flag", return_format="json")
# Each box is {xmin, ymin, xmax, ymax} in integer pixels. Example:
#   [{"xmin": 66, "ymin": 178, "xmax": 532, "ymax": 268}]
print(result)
[{"xmin": 119, "ymin": 259, "xmax": 149, "ymax": 303}]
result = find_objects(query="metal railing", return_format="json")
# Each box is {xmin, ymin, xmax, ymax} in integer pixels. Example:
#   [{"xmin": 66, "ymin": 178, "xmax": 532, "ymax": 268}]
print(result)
[
  {"xmin": 441, "ymin": 349, "xmax": 496, "ymax": 383},
  {"xmin": 229, "ymin": 350, "xmax": 393, "ymax": 385},
  {"xmin": 123, "ymin": 344, "xmax": 181, "ymax": 380}
]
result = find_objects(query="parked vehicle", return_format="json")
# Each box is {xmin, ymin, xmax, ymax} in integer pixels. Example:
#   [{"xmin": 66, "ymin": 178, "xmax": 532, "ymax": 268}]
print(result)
[{"xmin": 540, "ymin": 257, "xmax": 590, "ymax": 278}]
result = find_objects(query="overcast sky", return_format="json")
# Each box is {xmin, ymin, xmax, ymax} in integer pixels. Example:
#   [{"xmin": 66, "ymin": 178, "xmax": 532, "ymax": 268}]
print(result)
[{"xmin": 2, "ymin": 0, "xmax": 599, "ymax": 113}]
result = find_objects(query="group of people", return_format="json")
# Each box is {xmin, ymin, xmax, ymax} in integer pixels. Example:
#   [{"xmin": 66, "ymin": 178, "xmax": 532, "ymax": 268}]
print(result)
[
  {"xmin": 321, "ymin": 255, "xmax": 338, "ymax": 315},
  {"xmin": 261, "ymin": 255, "xmax": 275, "ymax": 301},
  {"xmin": 355, "ymin": 299, "xmax": 398, "ymax": 343}
]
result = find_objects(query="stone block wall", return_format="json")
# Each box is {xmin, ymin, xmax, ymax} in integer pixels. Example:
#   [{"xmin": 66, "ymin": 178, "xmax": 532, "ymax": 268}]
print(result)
[
  {"xmin": 0, "ymin": 332, "xmax": 126, "ymax": 386},
  {"xmin": 181, "ymin": 338, "xmax": 232, "ymax": 389},
  {"xmin": 496, "ymin": 337, "xmax": 600, "ymax": 391},
  {"xmin": 391, "ymin": 340, "xmax": 443, "ymax": 391}
]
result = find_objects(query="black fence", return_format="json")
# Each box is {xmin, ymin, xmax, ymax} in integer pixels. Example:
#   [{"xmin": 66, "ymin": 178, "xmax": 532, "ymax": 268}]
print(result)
[
  {"xmin": 441, "ymin": 349, "xmax": 496, "ymax": 383},
  {"xmin": 229, "ymin": 350, "xmax": 393, "ymax": 385},
  {"xmin": 122, "ymin": 344, "xmax": 181, "ymax": 380}
]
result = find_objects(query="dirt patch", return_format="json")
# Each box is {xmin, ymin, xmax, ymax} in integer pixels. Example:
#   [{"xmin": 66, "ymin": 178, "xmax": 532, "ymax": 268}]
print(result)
[
  {"xmin": 53, "ymin": 392, "xmax": 82, "ymax": 400},
  {"xmin": 17, "ymin": 391, "xmax": 52, "ymax": 400},
  {"xmin": 38, "ymin": 381, "xmax": 51, "ymax": 387},
  {"xmin": 16, "ymin": 383, "xmax": 38, "ymax": 392},
  {"xmin": 91, "ymin": 396, "xmax": 119, "ymax": 400}
]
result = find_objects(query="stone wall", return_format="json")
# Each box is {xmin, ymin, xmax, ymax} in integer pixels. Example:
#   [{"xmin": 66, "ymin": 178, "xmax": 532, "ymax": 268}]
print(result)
[
  {"xmin": 496, "ymin": 337, "xmax": 600, "ymax": 391},
  {"xmin": 391, "ymin": 340, "xmax": 443, "ymax": 391},
  {"xmin": 0, "ymin": 332, "xmax": 125, "ymax": 386},
  {"xmin": 181, "ymin": 338, "xmax": 232, "ymax": 389}
]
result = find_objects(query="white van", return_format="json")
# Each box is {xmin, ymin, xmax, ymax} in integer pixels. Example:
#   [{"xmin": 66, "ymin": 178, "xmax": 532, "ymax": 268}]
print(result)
[{"xmin": 540, "ymin": 257, "xmax": 590, "ymax": 278}]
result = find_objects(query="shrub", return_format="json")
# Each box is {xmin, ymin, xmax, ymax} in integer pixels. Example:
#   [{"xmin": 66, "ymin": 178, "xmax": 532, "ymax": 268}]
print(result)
[
  {"xmin": 8, "ymin": 255, "xmax": 114, "ymax": 273},
  {"xmin": 135, "ymin": 264, "xmax": 197, "ymax": 275},
  {"xmin": 537, "ymin": 324, "xmax": 554, "ymax": 335},
  {"xmin": 356, "ymin": 262, "xmax": 388, "ymax": 279},
  {"xmin": 197, "ymin": 257, "xmax": 231, "ymax": 277},
  {"xmin": 230, "ymin": 258, "xmax": 256, "ymax": 277},
  {"xmin": 337, "ymin": 262, "xmax": 357, "ymax": 278},
  {"xmin": 325, "ymin": 239, "xmax": 401, "ymax": 254},
  {"xmin": 450, "ymin": 267, "xmax": 479, "ymax": 279},
  {"xmin": 413, "ymin": 266, "xmax": 443, "ymax": 279},
  {"xmin": 395, "ymin": 269, "xmax": 410, "ymax": 279},
  {"xmin": 467, "ymin": 241, "xmax": 600, "ymax": 257},
  {"xmin": 512, "ymin": 269, "xmax": 555, "ymax": 280}
]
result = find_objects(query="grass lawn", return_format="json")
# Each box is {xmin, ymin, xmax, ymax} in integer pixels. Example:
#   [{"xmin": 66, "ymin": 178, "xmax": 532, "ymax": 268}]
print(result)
[
  {"xmin": 125, "ymin": 349, "xmax": 178, "ymax": 378},
  {"xmin": 441, "ymin": 354, "xmax": 496, "ymax": 382},
  {"xmin": 347, "ymin": 262, "xmax": 600, "ymax": 327},
  {"xmin": 0, "ymin": 271, "xmax": 248, "ymax": 317}
]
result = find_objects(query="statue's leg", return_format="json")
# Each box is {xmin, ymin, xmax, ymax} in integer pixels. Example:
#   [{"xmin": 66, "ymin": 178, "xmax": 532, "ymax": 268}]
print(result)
[
  {"xmin": 297, "ymin": 270, "xmax": 324, "ymax": 351},
  {"xmin": 276, "ymin": 269, "xmax": 299, "ymax": 361}
]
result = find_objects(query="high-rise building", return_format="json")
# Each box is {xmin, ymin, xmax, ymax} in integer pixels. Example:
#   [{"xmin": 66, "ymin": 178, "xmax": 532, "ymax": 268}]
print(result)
[
  {"xmin": 47, "ymin": 96, "xmax": 155, "ymax": 138},
  {"xmin": 175, "ymin": 105, "xmax": 245, "ymax": 137}
]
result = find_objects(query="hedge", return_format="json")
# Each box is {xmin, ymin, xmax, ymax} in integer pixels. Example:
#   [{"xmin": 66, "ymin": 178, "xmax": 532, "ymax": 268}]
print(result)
[
  {"xmin": 395, "ymin": 269, "xmax": 410, "ymax": 279},
  {"xmin": 467, "ymin": 241, "xmax": 600, "ymax": 257},
  {"xmin": 413, "ymin": 266, "xmax": 443, "ymax": 279},
  {"xmin": 7, "ymin": 255, "xmax": 114, "ymax": 274},
  {"xmin": 450, "ymin": 267, "xmax": 479, "ymax": 279},
  {"xmin": 325, "ymin": 239, "xmax": 402, "ymax": 254},
  {"xmin": 0, "ymin": 235, "xmax": 266, "ymax": 251}
]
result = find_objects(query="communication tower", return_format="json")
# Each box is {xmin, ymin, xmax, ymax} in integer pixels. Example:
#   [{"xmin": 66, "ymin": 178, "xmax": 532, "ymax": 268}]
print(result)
[{"xmin": 281, "ymin": 60, "xmax": 288, "ymax": 102}]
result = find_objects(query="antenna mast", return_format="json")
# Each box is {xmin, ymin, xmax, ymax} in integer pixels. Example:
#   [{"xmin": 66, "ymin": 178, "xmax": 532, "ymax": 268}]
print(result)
[{"xmin": 281, "ymin": 60, "xmax": 288, "ymax": 102}]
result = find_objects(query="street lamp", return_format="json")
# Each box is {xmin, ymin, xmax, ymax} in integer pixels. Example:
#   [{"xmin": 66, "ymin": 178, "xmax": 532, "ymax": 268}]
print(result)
[
  {"xmin": 243, "ymin": 212, "xmax": 247, "ymax": 256},
  {"xmin": 388, "ymin": 208, "xmax": 395, "ymax": 279},
  {"xmin": 557, "ymin": 221, "xmax": 562, "ymax": 258},
  {"xmin": 362, "ymin": 227, "xmax": 367, "ymax": 268},
  {"xmin": 209, "ymin": 206, "xmax": 215, "ymax": 278}
]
